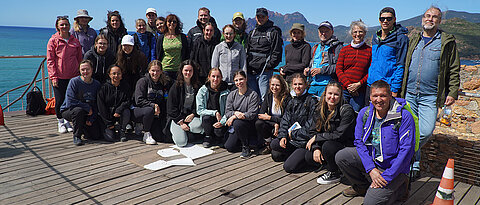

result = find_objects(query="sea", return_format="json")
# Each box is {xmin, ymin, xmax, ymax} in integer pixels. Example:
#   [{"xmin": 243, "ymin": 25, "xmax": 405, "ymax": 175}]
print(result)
[{"xmin": 1, "ymin": 25, "xmax": 479, "ymax": 111}]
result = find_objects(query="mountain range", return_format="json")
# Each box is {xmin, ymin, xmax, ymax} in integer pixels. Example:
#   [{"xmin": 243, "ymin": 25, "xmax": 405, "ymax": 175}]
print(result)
[{"xmin": 246, "ymin": 10, "xmax": 480, "ymax": 59}]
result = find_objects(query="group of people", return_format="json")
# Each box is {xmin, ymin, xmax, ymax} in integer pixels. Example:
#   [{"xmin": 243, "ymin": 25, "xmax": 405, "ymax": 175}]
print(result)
[{"xmin": 46, "ymin": 5, "xmax": 460, "ymax": 204}]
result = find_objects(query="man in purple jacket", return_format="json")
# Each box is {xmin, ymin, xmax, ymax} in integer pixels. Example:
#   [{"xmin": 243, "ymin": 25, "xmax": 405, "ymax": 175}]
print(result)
[{"xmin": 335, "ymin": 80, "xmax": 415, "ymax": 204}]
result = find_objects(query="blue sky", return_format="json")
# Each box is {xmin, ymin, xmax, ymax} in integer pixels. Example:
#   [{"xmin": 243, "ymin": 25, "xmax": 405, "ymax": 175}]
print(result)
[{"xmin": 1, "ymin": 0, "xmax": 479, "ymax": 31}]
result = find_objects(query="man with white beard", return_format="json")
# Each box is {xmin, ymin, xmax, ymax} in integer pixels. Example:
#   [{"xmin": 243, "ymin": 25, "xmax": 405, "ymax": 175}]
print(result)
[{"xmin": 400, "ymin": 6, "xmax": 460, "ymax": 178}]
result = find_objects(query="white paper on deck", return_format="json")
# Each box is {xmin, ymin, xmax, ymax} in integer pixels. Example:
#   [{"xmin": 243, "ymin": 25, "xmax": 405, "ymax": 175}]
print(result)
[
  {"xmin": 157, "ymin": 148, "xmax": 181, "ymax": 157},
  {"xmin": 144, "ymin": 160, "xmax": 171, "ymax": 171},
  {"xmin": 175, "ymin": 145, "xmax": 214, "ymax": 159},
  {"xmin": 167, "ymin": 158, "xmax": 196, "ymax": 166}
]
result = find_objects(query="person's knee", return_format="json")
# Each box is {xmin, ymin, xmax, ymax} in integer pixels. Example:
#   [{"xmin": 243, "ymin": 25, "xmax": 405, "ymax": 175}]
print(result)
[
  {"xmin": 255, "ymin": 120, "xmax": 264, "ymax": 132},
  {"xmin": 283, "ymin": 162, "xmax": 297, "ymax": 173},
  {"xmin": 335, "ymin": 148, "xmax": 350, "ymax": 168},
  {"xmin": 271, "ymin": 150, "xmax": 285, "ymax": 162}
]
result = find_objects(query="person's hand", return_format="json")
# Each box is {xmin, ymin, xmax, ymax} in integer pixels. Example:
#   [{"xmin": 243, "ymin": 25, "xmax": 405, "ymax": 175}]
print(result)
[
  {"xmin": 313, "ymin": 149, "xmax": 324, "ymax": 163},
  {"xmin": 445, "ymin": 96, "xmax": 455, "ymax": 106},
  {"xmin": 213, "ymin": 122, "xmax": 223, "ymax": 128},
  {"xmin": 226, "ymin": 116, "xmax": 236, "ymax": 126},
  {"xmin": 86, "ymin": 121, "xmax": 92, "ymax": 126},
  {"xmin": 392, "ymin": 92, "xmax": 398, "ymax": 97},
  {"xmin": 154, "ymin": 104, "xmax": 160, "ymax": 115},
  {"xmin": 113, "ymin": 113, "xmax": 121, "ymax": 118},
  {"xmin": 279, "ymin": 67, "xmax": 286, "ymax": 76},
  {"xmin": 88, "ymin": 109, "xmax": 93, "ymax": 116},
  {"xmin": 306, "ymin": 135, "xmax": 316, "ymax": 150},
  {"xmin": 184, "ymin": 113, "xmax": 195, "ymax": 123},
  {"xmin": 347, "ymin": 82, "xmax": 361, "ymax": 93},
  {"xmin": 216, "ymin": 111, "xmax": 222, "ymax": 122},
  {"xmin": 310, "ymin": 67, "xmax": 321, "ymax": 76},
  {"xmin": 180, "ymin": 123, "xmax": 190, "ymax": 132},
  {"xmin": 273, "ymin": 123, "xmax": 279, "ymax": 137},
  {"xmin": 258, "ymin": 113, "xmax": 271, "ymax": 121},
  {"xmin": 303, "ymin": 68, "xmax": 310, "ymax": 76},
  {"xmin": 369, "ymin": 168, "xmax": 387, "ymax": 188},
  {"xmin": 108, "ymin": 125, "xmax": 115, "ymax": 129},
  {"xmin": 280, "ymin": 137, "xmax": 287, "ymax": 148},
  {"xmin": 234, "ymin": 111, "xmax": 245, "ymax": 120},
  {"xmin": 52, "ymin": 79, "xmax": 58, "ymax": 87}
]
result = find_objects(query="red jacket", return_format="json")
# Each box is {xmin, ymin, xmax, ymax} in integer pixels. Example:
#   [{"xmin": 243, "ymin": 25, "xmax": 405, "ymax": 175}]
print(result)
[
  {"xmin": 47, "ymin": 32, "xmax": 82, "ymax": 82},
  {"xmin": 335, "ymin": 44, "xmax": 371, "ymax": 90}
]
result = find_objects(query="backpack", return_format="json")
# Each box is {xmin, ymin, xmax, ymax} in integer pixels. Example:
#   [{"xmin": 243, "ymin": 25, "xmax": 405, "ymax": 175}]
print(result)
[
  {"xmin": 133, "ymin": 33, "xmax": 153, "ymax": 60},
  {"xmin": 26, "ymin": 86, "xmax": 46, "ymax": 116},
  {"xmin": 362, "ymin": 102, "xmax": 420, "ymax": 151}
]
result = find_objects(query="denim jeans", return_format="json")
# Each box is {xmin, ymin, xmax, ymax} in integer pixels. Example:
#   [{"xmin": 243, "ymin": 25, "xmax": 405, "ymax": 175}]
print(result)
[
  {"xmin": 343, "ymin": 90, "xmax": 366, "ymax": 112},
  {"xmin": 405, "ymin": 93, "xmax": 438, "ymax": 170},
  {"xmin": 247, "ymin": 70, "xmax": 273, "ymax": 102}
]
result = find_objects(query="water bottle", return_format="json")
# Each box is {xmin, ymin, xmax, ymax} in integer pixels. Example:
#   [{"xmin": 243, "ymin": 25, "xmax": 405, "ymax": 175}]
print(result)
[{"xmin": 440, "ymin": 105, "xmax": 452, "ymax": 126}]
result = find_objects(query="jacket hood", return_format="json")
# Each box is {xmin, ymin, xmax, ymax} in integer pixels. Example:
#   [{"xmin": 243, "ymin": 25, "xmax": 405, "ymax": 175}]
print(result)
[
  {"xmin": 320, "ymin": 35, "xmax": 342, "ymax": 46},
  {"xmin": 256, "ymin": 20, "xmax": 274, "ymax": 30},
  {"xmin": 376, "ymin": 24, "xmax": 408, "ymax": 42},
  {"xmin": 206, "ymin": 80, "xmax": 228, "ymax": 92},
  {"xmin": 368, "ymin": 97, "xmax": 407, "ymax": 121},
  {"xmin": 196, "ymin": 16, "xmax": 218, "ymax": 29}
]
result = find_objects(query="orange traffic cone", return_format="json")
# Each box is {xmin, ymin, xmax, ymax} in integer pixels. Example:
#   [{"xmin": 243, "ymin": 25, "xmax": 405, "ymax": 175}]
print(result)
[
  {"xmin": 432, "ymin": 159, "xmax": 454, "ymax": 205},
  {"xmin": 0, "ymin": 104, "xmax": 4, "ymax": 125}
]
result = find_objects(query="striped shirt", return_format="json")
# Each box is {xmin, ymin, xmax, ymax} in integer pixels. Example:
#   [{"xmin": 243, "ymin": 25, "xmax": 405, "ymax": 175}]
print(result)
[{"xmin": 336, "ymin": 44, "xmax": 372, "ymax": 90}]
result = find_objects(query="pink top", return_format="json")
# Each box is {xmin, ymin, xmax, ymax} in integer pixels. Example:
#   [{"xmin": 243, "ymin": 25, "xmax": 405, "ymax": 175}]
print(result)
[{"xmin": 46, "ymin": 32, "xmax": 82, "ymax": 82}]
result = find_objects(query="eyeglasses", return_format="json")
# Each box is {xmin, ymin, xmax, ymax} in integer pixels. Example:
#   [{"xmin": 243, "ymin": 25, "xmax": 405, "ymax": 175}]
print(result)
[
  {"xmin": 379, "ymin": 17, "xmax": 393, "ymax": 22},
  {"xmin": 56, "ymin": 15, "xmax": 69, "ymax": 19}
]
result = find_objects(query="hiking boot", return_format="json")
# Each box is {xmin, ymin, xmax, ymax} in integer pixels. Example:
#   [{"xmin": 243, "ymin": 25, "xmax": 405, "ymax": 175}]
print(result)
[
  {"xmin": 73, "ymin": 136, "xmax": 83, "ymax": 146},
  {"xmin": 317, "ymin": 171, "xmax": 341, "ymax": 185},
  {"xmin": 64, "ymin": 120, "xmax": 74, "ymax": 132},
  {"xmin": 144, "ymin": 132, "xmax": 156, "ymax": 145},
  {"xmin": 58, "ymin": 121, "xmax": 67, "ymax": 133},
  {"xmin": 240, "ymin": 146, "xmax": 251, "ymax": 159},
  {"xmin": 342, "ymin": 186, "xmax": 366, "ymax": 197}
]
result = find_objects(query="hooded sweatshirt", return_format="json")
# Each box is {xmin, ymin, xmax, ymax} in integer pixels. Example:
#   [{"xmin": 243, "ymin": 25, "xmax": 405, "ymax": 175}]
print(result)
[
  {"xmin": 246, "ymin": 20, "xmax": 283, "ymax": 75},
  {"xmin": 186, "ymin": 17, "xmax": 221, "ymax": 46},
  {"xmin": 97, "ymin": 80, "xmax": 132, "ymax": 127},
  {"xmin": 46, "ymin": 32, "xmax": 82, "ymax": 81},
  {"xmin": 84, "ymin": 46, "xmax": 116, "ymax": 84},
  {"xmin": 190, "ymin": 35, "xmax": 220, "ymax": 79}
]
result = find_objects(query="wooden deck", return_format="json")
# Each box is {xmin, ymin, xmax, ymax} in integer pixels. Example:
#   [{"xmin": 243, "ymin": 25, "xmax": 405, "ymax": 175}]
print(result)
[{"xmin": 1, "ymin": 112, "xmax": 479, "ymax": 205}]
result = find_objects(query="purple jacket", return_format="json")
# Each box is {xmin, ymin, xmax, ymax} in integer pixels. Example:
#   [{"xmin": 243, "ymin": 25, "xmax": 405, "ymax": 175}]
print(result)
[
  {"xmin": 70, "ymin": 26, "xmax": 97, "ymax": 55},
  {"xmin": 354, "ymin": 97, "xmax": 415, "ymax": 184}
]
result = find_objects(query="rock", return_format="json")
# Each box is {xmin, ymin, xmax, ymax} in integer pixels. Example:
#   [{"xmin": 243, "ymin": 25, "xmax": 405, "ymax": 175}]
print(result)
[
  {"xmin": 455, "ymin": 100, "xmax": 471, "ymax": 106},
  {"xmin": 471, "ymin": 121, "xmax": 480, "ymax": 134},
  {"xmin": 464, "ymin": 65, "xmax": 478, "ymax": 72},
  {"xmin": 464, "ymin": 100, "xmax": 479, "ymax": 111},
  {"xmin": 467, "ymin": 117, "xmax": 476, "ymax": 122},
  {"xmin": 463, "ymin": 77, "xmax": 480, "ymax": 90}
]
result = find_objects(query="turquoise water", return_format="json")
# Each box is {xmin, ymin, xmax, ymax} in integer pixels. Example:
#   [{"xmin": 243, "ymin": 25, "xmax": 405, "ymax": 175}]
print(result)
[{"xmin": 0, "ymin": 26, "xmax": 479, "ymax": 111}]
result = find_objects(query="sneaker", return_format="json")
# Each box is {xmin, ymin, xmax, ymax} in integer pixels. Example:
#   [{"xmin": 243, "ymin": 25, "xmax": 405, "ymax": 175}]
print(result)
[
  {"xmin": 58, "ymin": 122, "xmax": 67, "ymax": 133},
  {"xmin": 73, "ymin": 136, "xmax": 83, "ymax": 146},
  {"xmin": 203, "ymin": 141, "xmax": 212, "ymax": 148},
  {"xmin": 144, "ymin": 132, "xmax": 156, "ymax": 145},
  {"xmin": 120, "ymin": 131, "xmax": 127, "ymax": 142},
  {"xmin": 126, "ymin": 123, "xmax": 133, "ymax": 134},
  {"xmin": 342, "ymin": 186, "xmax": 366, "ymax": 197},
  {"xmin": 316, "ymin": 171, "xmax": 341, "ymax": 185},
  {"xmin": 64, "ymin": 120, "xmax": 74, "ymax": 132},
  {"xmin": 135, "ymin": 123, "xmax": 143, "ymax": 136},
  {"xmin": 240, "ymin": 146, "xmax": 251, "ymax": 159}
]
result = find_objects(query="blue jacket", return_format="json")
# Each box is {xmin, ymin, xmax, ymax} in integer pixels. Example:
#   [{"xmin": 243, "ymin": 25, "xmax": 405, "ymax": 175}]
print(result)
[
  {"xmin": 355, "ymin": 97, "xmax": 415, "ymax": 183},
  {"xmin": 133, "ymin": 32, "xmax": 156, "ymax": 62},
  {"xmin": 367, "ymin": 25, "xmax": 409, "ymax": 93}
]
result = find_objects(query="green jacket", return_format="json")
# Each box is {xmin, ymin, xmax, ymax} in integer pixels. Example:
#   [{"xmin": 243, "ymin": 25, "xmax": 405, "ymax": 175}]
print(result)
[{"xmin": 401, "ymin": 30, "xmax": 460, "ymax": 107}]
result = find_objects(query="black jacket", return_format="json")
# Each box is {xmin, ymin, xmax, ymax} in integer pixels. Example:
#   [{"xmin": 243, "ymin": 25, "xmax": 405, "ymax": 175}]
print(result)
[
  {"xmin": 156, "ymin": 33, "xmax": 189, "ymax": 63},
  {"xmin": 246, "ymin": 20, "xmax": 283, "ymax": 75},
  {"xmin": 190, "ymin": 36, "xmax": 219, "ymax": 78},
  {"xmin": 99, "ymin": 27, "xmax": 127, "ymax": 56},
  {"xmin": 134, "ymin": 73, "xmax": 170, "ymax": 113},
  {"xmin": 166, "ymin": 81, "xmax": 199, "ymax": 123},
  {"xmin": 278, "ymin": 92, "xmax": 317, "ymax": 148},
  {"xmin": 187, "ymin": 17, "xmax": 221, "ymax": 47},
  {"xmin": 259, "ymin": 92, "xmax": 291, "ymax": 126},
  {"xmin": 308, "ymin": 103, "xmax": 356, "ymax": 150},
  {"xmin": 283, "ymin": 40, "xmax": 311, "ymax": 77},
  {"xmin": 97, "ymin": 80, "xmax": 131, "ymax": 127},
  {"xmin": 84, "ymin": 47, "xmax": 116, "ymax": 84}
]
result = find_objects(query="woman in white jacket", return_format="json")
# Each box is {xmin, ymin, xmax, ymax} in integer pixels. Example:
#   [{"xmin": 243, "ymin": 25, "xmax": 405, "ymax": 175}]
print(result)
[{"xmin": 211, "ymin": 24, "xmax": 246, "ymax": 88}]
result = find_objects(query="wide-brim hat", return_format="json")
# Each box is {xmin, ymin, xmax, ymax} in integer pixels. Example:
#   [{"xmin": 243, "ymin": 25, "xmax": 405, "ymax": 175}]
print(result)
[
  {"xmin": 289, "ymin": 23, "xmax": 305, "ymax": 33},
  {"xmin": 75, "ymin": 9, "xmax": 93, "ymax": 20}
]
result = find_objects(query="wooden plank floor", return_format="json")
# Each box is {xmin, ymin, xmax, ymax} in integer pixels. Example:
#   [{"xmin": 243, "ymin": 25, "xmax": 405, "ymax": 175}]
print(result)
[{"xmin": 1, "ymin": 113, "xmax": 479, "ymax": 205}]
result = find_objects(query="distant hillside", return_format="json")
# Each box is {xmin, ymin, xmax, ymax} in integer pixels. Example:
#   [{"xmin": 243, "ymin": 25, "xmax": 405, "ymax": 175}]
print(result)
[{"xmin": 246, "ymin": 9, "xmax": 480, "ymax": 59}]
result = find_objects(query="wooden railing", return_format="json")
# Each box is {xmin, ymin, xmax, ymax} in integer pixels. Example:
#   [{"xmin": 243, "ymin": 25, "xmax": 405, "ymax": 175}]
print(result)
[{"xmin": 0, "ymin": 55, "xmax": 52, "ymax": 112}]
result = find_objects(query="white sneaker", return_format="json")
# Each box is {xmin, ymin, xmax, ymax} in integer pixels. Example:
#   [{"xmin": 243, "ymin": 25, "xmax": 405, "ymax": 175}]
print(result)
[
  {"xmin": 58, "ymin": 122, "xmax": 67, "ymax": 133},
  {"xmin": 144, "ymin": 132, "xmax": 156, "ymax": 145},
  {"xmin": 64, "ymin": 120, "xmax": 74, "ymax": 132}
]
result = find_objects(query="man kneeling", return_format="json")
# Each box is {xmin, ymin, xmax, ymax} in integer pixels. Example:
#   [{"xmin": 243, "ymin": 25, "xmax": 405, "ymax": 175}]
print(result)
[{"xmin": 335, "ymin": 80, "xmax": 415, "ymax": 204}]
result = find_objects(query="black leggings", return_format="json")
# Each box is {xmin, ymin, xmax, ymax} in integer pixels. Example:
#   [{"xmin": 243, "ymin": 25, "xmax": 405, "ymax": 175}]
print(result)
[
  {"xmin": 61, "ymin": 107, "xmax": 102, "ymax": 139},
  {"xmin": 53, "ymin": 79, "xmax": 70, "ymax": 119},
  {"xmin": 255, "ymin": 119, "xmax": 275, "ymax": 139},
  {"xmin": 202, "ymin": 115, "xmax": 227, "ymax": 141},
  {"xmin": 224, "ymin": 119, "xmax": 258, "ymax": 152},
  {"xmin": 305, "ymin": 140, "xmax": 346, "ymax": 172},
  {"xmin": 270, "ymin": 138, "xmax": 313, "ymax": 173},
  {"xmin": 132, "ymin": 106, "xmax": 166, "ymax": 142}
]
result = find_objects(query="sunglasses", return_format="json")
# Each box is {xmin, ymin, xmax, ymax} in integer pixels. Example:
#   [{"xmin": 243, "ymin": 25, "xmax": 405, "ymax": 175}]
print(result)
[
  {"xmin": 56, "ymin": 15, "xmax": 69, "ymax": 19},
  {"xmin": 168, "ymin": 20, "xmax": 178, "ymax": 24},
  {"xmin": 379, "ymin": 17, "xmax": 393, "ymax": 22}
]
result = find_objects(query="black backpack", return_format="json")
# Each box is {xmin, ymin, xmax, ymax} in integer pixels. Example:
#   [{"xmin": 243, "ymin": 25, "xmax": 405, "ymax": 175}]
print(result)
[{"xmin": 26, "ymin": 86, "xmax": 46, "ymax": 116}]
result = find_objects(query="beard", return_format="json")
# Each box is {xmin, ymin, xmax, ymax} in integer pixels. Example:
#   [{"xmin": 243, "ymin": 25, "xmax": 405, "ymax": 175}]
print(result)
[{"xmin": 422, "ymin": 22, "xmax": 436, "ymax": 31}]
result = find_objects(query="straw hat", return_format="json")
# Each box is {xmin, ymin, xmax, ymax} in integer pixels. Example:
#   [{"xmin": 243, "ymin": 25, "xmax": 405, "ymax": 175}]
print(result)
[{"xmin": 74, "ymin": 9, "xmax": 93, "ymax": 20}]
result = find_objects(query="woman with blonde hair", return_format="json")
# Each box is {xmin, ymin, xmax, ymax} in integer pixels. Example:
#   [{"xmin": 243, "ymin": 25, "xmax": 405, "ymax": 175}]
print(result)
[{"xmin": 70, "ymin": 9, "xmax": 97, "ymax": 55}]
